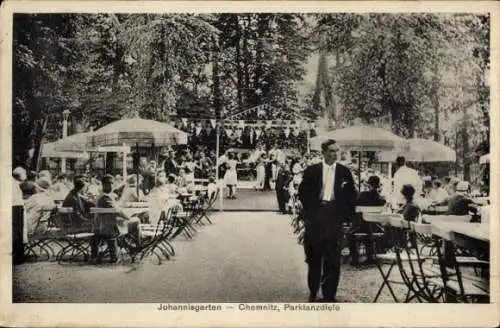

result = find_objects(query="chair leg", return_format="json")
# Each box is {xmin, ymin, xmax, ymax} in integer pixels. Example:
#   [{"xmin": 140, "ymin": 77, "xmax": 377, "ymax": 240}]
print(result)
[{"xmin": 373, "ymin": 263, "xmax": 400, "ymax": 303}]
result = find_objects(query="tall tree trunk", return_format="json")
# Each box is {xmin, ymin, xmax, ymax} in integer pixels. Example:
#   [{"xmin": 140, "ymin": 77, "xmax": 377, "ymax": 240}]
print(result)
[
  {"xmin": 30, "ymin": 119, "xmax": 47, "ymax": 172},
  {"xmin": 243, "ymin": 15, "xmax": 251, "ymax": 108},
  {"xmin": 462, "ymin": 109, "xmax": 470, "ymax": 181},
  {"xmin": 432, "ymin": 61, "xmax": 440, "ymax": 141},
  {"xmin": 236, "ymin": 16, "xmax": 243, "ymax": 109},
  {"xmin": 253, "ymin": 14, "xmax": 267, "ymax": 108},
  {"xmin": 313, "ymin": 34, "xmax": 328, "ymax": 116},
  {"xmin": 212, "ymin": 37, "xmax": 222, "ymax": 119}
]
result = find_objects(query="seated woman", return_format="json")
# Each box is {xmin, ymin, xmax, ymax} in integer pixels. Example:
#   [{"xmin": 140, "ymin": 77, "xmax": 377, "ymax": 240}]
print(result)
[
  {"xmin": 86, "ymin": 176, "xmax": 102, "ymax": 200},
  {"xmin": 176, "ymin": 168, "xmax": 189, "ymax": 189},
  {"xmin": 183, "ymin": 167, "xmax": 196, "ymax": 189},
  {"xmin": 119, "ymin": 175, "xmax": 145, "ymax": 203},
  {"xmin": 398, "ymin": 184, "xmax": 421, "ymax": 222},
  {"xmin": 146, "ymin": 171, "xmax": 179, "ymax": 224},
  {"xmin": 427, "ymin": 179, "xmax": 449, "ymax": 204},
  {"xmin": 206, "ymin": 176, "xmax": 219, "ymax": 202},
  {"xmin": 147, "ymin": 171, "xmax": 174, "ymax": 200},
  {"xmin": 165, "ymin": 174, "xmax": 179, "ymax": 195}
]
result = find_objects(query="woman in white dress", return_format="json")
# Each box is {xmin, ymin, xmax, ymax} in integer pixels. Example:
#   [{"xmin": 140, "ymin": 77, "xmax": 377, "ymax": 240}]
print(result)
[
  {"xmin": 255, "ymin": 155, "xmax": 266, "ymax": 191},
  {"xmin": 224, "ymin": 152, "xmax": 238, "ymax": 199}
]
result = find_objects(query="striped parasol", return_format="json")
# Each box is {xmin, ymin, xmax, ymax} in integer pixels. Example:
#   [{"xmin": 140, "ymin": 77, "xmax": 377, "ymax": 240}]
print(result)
[
  {"xmin": 87, "ymin": 118, "xmax": 188, "ymax": 148},
  {"xmin": 310, "ymin": 125, "xmax": 403, "ymax": 190},
  {"xmin": 310, "ymin": 125, "xmax": 404, "ymax": 152},
  {"xmin": 53, "ymin": 131, "xmax": 94, "ymax": 152},
  {"xmin": 378, "ymin": 138, "xmax": 456, "ymax": 163}
]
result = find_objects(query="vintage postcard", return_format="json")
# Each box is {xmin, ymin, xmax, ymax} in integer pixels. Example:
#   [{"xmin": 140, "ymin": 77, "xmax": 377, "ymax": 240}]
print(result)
[{"xmin": 1, "ymin": 1, "xmax": 499, "ymax": 327}]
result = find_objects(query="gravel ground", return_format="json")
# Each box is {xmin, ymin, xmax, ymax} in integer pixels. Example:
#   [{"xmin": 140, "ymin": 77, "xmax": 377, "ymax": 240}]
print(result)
[{"xmin": 13, "ymin": 211, "xmax": 407, "ymax": 303}]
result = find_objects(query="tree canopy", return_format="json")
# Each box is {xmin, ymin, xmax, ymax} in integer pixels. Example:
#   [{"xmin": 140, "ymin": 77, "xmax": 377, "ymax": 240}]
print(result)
[{"xmin": 12, "ymin": 13, "xmax": 490, "ymax": 179}]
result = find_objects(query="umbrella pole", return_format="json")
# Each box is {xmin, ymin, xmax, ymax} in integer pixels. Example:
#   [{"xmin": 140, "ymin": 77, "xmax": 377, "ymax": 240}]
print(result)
[
  {"xmin": 122, "ymin": 142, "xmax": 127, "ymax": 182},
  {"xmin": 358, "ymin": 151, "xmax": 362, "ymax": 191},
  {"xmin": 388, "ymin": 161, "xmax": 393, "ymax": 191},
  {"xmin": 151, "ymin": 142, "xmax": 157, "ymax": 191},
  {"xmin": 136, "ymin": 143, "xmax": 140, "ymax": 201},
  {"xmin": 216, "ymin": 123, "xmax": 223, "ymax": 212}
]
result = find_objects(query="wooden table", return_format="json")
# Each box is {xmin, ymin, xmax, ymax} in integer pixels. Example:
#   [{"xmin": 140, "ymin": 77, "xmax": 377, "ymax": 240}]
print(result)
[
  {"xmin": 431, "ymin": 221, "xmax": 489, "ymax": 267},
  {"xmin": 431, "ymin": 222, "xmax": 489, "ymax": 243}
]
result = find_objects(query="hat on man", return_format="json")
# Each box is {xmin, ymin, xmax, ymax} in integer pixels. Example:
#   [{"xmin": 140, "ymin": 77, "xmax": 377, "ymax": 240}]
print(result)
[
  {"xmin": 367, "ymin": 175, "xmax": 381, "ymax": 188},
  {"xmin": 38, "ymin": 170, "xmax": 52, "ymax": 180}
]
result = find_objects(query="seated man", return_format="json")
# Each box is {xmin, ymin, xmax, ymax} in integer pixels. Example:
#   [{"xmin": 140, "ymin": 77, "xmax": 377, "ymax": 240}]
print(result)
[
  {"xmin": 62, "ymin": 177, "xmax": 94, "ymax": 230},
  {"xmin": 91, "ymin": 175, "xmax": 140, "ymax": 263},
  {"xmin": 349, "ymin": 175, "xmax": 387, "ymax": 265},
  {"xmin": 24, "ymin": 179, "xmax": 57, "ymax": 242},
  {"xmin": 357, "ymin": 176, "xmax": 386, "ymax": 206},
  {"xmin": 435, "ymin": 181, "xmax": 478, "ymax": 216}
]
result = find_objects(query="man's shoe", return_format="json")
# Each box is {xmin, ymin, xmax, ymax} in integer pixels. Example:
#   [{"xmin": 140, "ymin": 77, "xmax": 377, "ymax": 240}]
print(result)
[{"xmin": 308, "ymin": 294, "xmax": 318, "ymax": 302}]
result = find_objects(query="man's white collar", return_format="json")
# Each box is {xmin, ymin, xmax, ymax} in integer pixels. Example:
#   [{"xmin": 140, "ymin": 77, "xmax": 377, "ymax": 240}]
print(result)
[{"xmin": 323, "ymin": 160, "xmax": 336, "ymax": 169}]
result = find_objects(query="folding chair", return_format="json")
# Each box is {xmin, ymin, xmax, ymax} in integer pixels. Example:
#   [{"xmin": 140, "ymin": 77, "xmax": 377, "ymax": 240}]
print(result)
[
  {"xmin": 350, "ymin": 206, "xmax": 387, "ymax": 263},
  {"xmin": 390, "ymin": 221, "xmax": 444, "ymax": 303},
  {"xmin": 130, "ymin": 206, "xmax": 178, "ymax": 264},
  {"xmin": 56, "ymin": 207, "xmax": 94, "ymax": 263},
  {"xmin": 424, "ymin": 215, "xmax": 487, "ymax": 274},
  {"xmin": 171, "ymin": 198, "xmax": 198, "ymax": 240},
  {"xmin": 24, "ymin": 207, "xmax": 59, "ymax": 261},
  {"xmin": 365, "ymin": 213, "xmax": 408, "ymax": 302},
  {"xmin": 196, "ymin": 188, "xmax": 219, "ymax": 225},
  {"xmin": 431, "ymin": 224, "xmax": 489, "ymax": 303}
]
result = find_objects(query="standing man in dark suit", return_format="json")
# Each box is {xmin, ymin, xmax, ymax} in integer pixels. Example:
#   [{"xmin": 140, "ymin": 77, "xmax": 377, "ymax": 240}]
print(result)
[
  {"xmin": 298, "ymin": 139, "xmax": 357, "ymax": 302},
  {"xmin": 275, "ymin": 164, "xmax": 292, "ymax": 214}
]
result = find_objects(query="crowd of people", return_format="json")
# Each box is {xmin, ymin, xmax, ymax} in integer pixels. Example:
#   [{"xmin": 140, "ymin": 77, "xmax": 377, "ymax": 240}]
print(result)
[
  {"xmin": 268, "ymin": 150, "xmax": 489, "ymax": 218},
  {"xmin": 12, "ymin": 135, "xmax": 489, "ymax": 266},
  {"xmin": 174, "ymin": 119, "xmax": 315, "ymax": 154},
  {"xmin": 12, "ymin": 156, "xmax": 219, "ymax": 264}
]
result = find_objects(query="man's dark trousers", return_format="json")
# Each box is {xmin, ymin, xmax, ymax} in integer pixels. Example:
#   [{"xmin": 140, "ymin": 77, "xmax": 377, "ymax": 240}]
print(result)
[{"xmin": 303, "ymin": 202, "xmax": 343, "ymax": 301}]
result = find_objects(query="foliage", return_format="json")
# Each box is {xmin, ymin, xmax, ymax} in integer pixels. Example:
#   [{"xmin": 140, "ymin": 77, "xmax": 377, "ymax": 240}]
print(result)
[{"xmin": 12, "ymin": 13, "xmax": 490, "ymax": 180}]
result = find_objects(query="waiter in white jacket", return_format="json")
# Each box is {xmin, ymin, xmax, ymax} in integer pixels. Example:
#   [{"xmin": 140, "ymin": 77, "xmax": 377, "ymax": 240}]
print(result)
[{"xmin": 392, "ymin": 156, "xmax": 423, "ymax": 207}]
